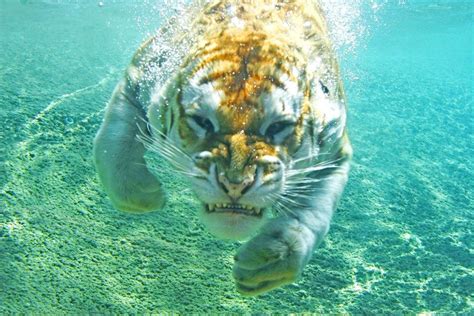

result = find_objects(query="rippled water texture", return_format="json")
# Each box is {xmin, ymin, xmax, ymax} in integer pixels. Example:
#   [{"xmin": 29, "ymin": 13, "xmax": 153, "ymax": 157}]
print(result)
[{"xmin": 0, "ymin": 0, "xmax": 472, "ymax": 313}]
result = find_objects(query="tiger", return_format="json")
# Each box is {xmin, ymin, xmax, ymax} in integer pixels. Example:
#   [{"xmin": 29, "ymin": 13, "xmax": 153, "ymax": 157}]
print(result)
[{"xmin": 93, "ymin": 0, "xmax": 352, "ymax": 296}]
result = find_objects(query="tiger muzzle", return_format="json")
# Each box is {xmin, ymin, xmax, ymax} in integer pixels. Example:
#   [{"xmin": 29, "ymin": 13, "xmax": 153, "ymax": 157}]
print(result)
[{"xmin": 218, "ymin": 172, "xmax": 255, "ymax": 201}]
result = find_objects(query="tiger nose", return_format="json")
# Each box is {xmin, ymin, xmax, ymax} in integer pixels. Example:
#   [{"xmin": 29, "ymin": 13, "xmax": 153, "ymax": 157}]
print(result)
[{"xmin": 218, "ymin": 173, "xmax": 255, "ymax": 200}]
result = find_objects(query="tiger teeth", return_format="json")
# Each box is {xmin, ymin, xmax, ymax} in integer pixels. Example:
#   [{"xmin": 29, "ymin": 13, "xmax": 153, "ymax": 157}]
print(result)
[{"xmin": 206, "ymin": 204, "xmax": 262, "ymax": 215}]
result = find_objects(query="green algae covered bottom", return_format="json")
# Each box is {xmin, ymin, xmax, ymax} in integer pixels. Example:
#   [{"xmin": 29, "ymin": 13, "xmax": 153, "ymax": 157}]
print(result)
[{"xmin": 0, "ymin": 1, "xmax": 472, "ymax": 314}]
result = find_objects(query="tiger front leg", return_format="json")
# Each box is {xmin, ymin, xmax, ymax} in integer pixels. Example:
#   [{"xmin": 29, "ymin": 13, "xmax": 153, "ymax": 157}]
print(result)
[
  {"xmin": 233, "ymin": 161, "xmax": 350, "ymax": 295},
  {"xmin": 94, "ymin": 79, "xmax": 166, "ymax": 213}
]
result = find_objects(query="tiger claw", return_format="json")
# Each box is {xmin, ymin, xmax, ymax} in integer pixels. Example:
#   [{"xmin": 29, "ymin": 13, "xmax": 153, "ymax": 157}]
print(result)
[{"xmin": 232, "ymin": 217, "xmax": 315, "ymax": 296}]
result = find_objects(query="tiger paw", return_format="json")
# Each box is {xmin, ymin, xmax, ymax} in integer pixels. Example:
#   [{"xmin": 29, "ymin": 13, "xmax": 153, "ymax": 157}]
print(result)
[
  {"xmin": 110, "ymin": 184, "xmax": 165, "ymax": 213},
  {"xmin": 232, "ymin": 218, "xmax": 315, "ymax": 296},
  {"xmin": 105, "ymin": 170, "xmax": 166, "ymax": 213}
]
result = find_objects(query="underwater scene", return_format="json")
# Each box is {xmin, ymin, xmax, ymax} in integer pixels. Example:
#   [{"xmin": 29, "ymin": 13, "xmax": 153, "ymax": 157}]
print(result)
[{"xmin": 0, "ymin": 0, "xmax": 472, "ymax": 313}]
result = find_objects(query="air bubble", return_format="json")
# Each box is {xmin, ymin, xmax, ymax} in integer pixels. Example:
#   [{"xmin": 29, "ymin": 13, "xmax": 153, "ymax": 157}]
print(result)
[{"xmin": 64, "ymin": 117, "xmax": 74, "ymax": 125}]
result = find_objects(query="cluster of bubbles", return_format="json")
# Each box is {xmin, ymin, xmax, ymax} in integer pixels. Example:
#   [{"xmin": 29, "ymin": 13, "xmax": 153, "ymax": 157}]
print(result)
[
  {"xmin": 320, "ymin": 0, "xmax": 388, "ymax": 58},
  {"xmin": 133, "ymin": 0, "xmax": 191, "ymax": 39},
  {"xmin": 131, "ymin": 0, "xmax": 389, "ymax": 59},
  {"xmin": 131, "ymin": 1, "xmax": 194, "ymax": 91},
  {"xmin": 126, "ymin": 0, "xmax": 396, "ymax": 93}
]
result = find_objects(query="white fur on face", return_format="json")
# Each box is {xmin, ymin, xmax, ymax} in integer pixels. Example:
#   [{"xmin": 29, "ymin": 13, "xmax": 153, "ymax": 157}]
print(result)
[
  {"xmin": 198, "ymin": 208, "xmax": 268, "ymax": 240},
  {"xmin": 259, "ymin": 86, "xmax": 303, "ymax": 136},
  {"xmin": 181, "ymin": 82, "xmax": 222, "ymax": 134}
]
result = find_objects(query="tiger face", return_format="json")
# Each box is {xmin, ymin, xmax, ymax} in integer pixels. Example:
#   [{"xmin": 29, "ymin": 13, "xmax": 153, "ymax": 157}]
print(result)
[{"xmin": 147, "ymin": 28, "xmax": 344, "ymax": 240}]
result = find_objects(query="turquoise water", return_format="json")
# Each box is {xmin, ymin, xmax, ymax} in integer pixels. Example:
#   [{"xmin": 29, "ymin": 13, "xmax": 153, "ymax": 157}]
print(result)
[{"xmin": 1, "ymin": 0, "xmax": 472, "ymax": 313}]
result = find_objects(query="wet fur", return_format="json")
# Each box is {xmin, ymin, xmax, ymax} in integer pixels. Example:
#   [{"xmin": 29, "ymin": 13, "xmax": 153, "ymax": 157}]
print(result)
[{"xmin": 94, "ymin": 0, "xmax": 352, "ymax": 295}]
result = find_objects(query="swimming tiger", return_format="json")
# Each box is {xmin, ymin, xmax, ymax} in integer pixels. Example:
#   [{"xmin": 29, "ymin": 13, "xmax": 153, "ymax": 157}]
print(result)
[{"xmin": 94, "ymin": 0, "xmax": 352, "ymax": 295}]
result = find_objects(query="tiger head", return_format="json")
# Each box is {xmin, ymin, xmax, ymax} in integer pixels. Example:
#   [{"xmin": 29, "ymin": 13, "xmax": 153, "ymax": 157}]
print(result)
[{"xmin": 147, "ymin": 30, "xmax": 345, "ymax": 240}]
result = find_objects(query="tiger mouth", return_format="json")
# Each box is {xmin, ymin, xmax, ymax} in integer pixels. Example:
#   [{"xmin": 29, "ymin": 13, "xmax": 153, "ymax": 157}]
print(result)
[{"xmin": 205, "ymin": 203, "xmax": 264, "ymax": 217}]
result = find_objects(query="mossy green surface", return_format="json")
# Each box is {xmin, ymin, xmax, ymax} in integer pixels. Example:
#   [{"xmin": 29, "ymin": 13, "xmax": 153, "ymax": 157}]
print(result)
[{"xmin": 1, "ymin": 1, "xmax": 472, "ymax": 314}]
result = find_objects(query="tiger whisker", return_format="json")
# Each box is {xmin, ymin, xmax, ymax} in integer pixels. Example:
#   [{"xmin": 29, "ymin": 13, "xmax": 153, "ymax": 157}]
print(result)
[
  {"xmin": 290, "ymin": 156, "xmax": 343, "ymax": 169},
  {"xmin": 133, "ymin": 161, "xmax": 200, "ymax": 178},
  {"xmin": 146, "ymin": 141, "xmax": 186, "ymax": 164},
  {"xmin": 286, "ymin": 158, "xmax": 344, "ymax": 177},
  {"xmin": 290, "ymin": 151, "xmax": 340, "ymax": 165},
  {"xmin": 139, "ymin": 134, "xmax": 189, "ymax": 164},
  {"xmin": 269, "ymin": 190, "xmax": 305, "ymax": 208},
  {"xmin": 137, "ymin": 121, "xmax": 194, "ymax": 162},
  {"xmin": 267, "ymin": 194, "xmax": 295, "ymax": 217},
  {"xmin": 136, "ymin": 127, "xmax": 195, "ymax": 174},
  {"xmin": 143, "ymin": 143, "xmax": 191, "ymax": 172},
  {"xmin": 284, "ymin": 179, "xmax": 323, "ymax": 185},
  {"xmin": 272, "ymin": 203, "xmax": 285, "ymax": 217},
  {"xmin": 283, "ymin": 186, "xmax": 313, "ymax": 192},
  {"xmin": 147, "ymin": 165, "xmax": 193, "ymax": 178},
  {"xmin": 277, "ymin": 195, "xmax": 306, "ymax": 208},
  {"xmin": 286, "ymin": 165, "xmax": 338, "ymax": 177},
  {"xmin": 282, "ymin": 188, "xmax": 334, "ymax": 198},
  {"xmin": 136, "ymin": 149, "xmax": 194, "ymax": 178},
  {"xmin": 284, "ymin": 174, "xmax": 336, "ymax": 185},
  {"xmin": 274, "ymin": 199, "xmax": 299, "ymax": 218}
]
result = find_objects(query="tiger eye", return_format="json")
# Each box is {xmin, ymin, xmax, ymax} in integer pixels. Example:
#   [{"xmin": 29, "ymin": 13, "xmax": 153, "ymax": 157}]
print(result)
[
  {"xmin": 265, "ymin": 121, "xmax": 294, "ymax": 138},
  {"xmin": 191, "ymin": 115, "xmax": 215, "ymax": 133}
]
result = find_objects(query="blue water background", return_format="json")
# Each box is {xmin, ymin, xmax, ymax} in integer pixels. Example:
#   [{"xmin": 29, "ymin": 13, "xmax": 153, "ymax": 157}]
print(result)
[{"xmin": 0, "ymin": 0, "xmax": 472, "ymax": 313}]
